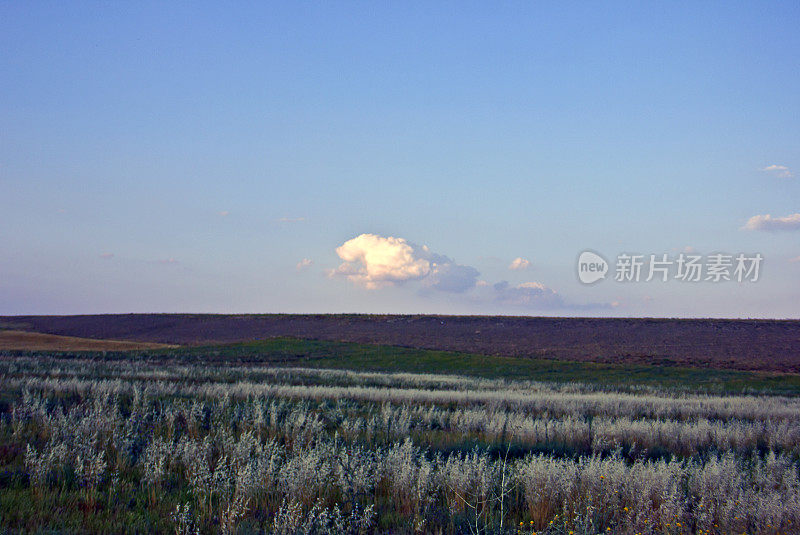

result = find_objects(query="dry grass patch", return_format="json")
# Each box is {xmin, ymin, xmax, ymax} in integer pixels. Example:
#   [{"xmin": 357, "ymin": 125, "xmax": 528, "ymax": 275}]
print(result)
[{"xmin": 0, "ymin": 330, "xmax": 177, "ymax": 351}]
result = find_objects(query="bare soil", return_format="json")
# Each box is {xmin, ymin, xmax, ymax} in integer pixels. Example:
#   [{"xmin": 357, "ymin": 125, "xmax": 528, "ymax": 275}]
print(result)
[{"xmin": 2, "ymin": 314, "xmax": 799, "ymax": 372}]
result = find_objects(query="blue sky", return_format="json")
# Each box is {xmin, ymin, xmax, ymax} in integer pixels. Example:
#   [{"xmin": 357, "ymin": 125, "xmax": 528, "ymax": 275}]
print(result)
[{"xmin": 1, "ymin": 2, "xmax": 798, "ymax": 317}]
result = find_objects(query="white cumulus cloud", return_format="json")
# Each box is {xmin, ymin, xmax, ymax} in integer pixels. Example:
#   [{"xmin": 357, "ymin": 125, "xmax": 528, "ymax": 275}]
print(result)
[
  {"xmin": 761, "ymin": 164, "xmax": 793, "ymax": 178},
  {"xmin": 296, "ymin": 258, "xmax": 313, "ymax": 271},
  {"xmin": 328, "ymin": 234, "xmax": 611, "ymax": 309},
  {"xmin": 508, "ymin": 257, "xmax": 531, "ymax": 270},
  {"xmin": 742, "ymin": 213, "xmax": 800, "ymax": 231},
  {"xmin": 329, "ymin": 233, "xmax": 479, "ymax": 292}
]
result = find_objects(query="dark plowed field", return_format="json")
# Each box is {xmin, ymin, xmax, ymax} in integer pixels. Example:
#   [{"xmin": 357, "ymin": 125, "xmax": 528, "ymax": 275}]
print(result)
[{"xmin": 3, "ymin": 314, "xmax": 799, "ymax": 373}]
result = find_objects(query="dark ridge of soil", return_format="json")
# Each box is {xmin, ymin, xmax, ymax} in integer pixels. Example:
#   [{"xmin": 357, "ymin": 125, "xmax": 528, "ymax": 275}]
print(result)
[{"xmin": 2, "ymin": 314, "xmax": 799, "ymax": 373}]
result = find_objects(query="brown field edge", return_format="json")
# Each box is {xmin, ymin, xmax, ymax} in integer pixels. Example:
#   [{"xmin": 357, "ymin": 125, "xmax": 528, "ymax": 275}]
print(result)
[{"xmin": 0, "ymin": 330, "xmax": 177, "ymax": 351}]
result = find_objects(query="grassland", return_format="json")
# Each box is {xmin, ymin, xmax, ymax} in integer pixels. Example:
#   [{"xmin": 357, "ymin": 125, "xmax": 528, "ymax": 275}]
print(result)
[
  {"xmin": 2, "ymin": 335, "xmax": 800, "ymax": 533},
  {"xmin": 200, "ymin": 338, "xmax": 800, "ymax": 395},
  {"xmin": 6, "ymin": 337, "xmax": 797, "ymax": 396}
]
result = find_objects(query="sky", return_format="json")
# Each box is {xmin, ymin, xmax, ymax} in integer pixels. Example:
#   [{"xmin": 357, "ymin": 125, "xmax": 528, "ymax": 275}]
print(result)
[{"xmin": 1, "ymin": 2, "xmax": 799, "ymax": 318}]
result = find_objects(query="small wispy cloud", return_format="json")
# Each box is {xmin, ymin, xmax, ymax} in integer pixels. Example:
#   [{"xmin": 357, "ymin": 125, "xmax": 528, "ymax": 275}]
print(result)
[
  {"xmin": 158, "ymin": 258, "xmax": 179, "ymax": 265},
  {"xmin": 218, "ymin": 210, "xmax": 230, "ymax": 217},
  {"xmin": 761, "ymin": 164, "xmax": 793, "ymax": 178},
  {"xmin": 296, "ymin": 258, "xmax": 313, "ymax": 271},
  {"xmin": 789, "ymin": 256, "xmax": 800, "ymax": 263},
  {"xmin": 277, "ymin": 217, "xmax": 306, "ymax": 223},
  {"xmin": 669, "ymin": 246, "xmax": 697, "ymax": 254},
  {"xmin": 493, "ymin": 280, "xmax": 562, "ymax": 308},
  {"xmin": 489, "ymin": 280, "xmax": 612, "ymax": 311},
  {"xmin": 742, "ymin": 213, "xmax": 800, "ymax": 231},
  {"xmin": 99, "ymin": 252, "xmax": 114, "ymax": 259},
  {"xmin": 508, "ymin": 257, "xmax": 531, "ymax": 270}
]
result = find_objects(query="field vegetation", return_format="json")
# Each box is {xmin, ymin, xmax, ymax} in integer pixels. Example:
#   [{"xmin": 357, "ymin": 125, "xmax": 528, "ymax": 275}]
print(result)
[
  {"xmin": 6, "ymin": 337, "xmax": 800, "ymax": 395},
  {"xmin": 1, "ymin": 339, "xmax": 799, "ymax": 533}
]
